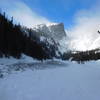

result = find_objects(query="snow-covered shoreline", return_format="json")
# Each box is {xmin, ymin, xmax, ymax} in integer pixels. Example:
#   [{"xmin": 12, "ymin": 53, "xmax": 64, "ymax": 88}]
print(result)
[{"xmin": 0, "ymin": 56, "xmax": 100, "ymax": 100}]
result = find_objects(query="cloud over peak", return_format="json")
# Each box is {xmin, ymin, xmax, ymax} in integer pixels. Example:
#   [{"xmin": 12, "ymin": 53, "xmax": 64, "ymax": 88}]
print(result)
[
  {"xmin": 68, "ymin": 3, "xmax": 100, "ymax": 51},
  {"xmin": 0, "ymin": 0, "xmax": 50, "ymax": 28}
]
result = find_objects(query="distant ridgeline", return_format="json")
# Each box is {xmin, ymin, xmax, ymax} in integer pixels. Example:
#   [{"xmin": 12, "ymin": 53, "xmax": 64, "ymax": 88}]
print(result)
[
  {"xmin": 0, "ymin": 12, "xmax": 60, "ymax": 60},
  {"xmin": 62, "ymin": 48, "xmax": 100, "ymax": 63}
]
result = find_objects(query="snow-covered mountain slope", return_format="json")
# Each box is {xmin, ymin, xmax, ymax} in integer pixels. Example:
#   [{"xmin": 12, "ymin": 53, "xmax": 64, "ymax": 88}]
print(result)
[
  {"xmin": 89, "ymin": 36, "xmax": 100, "ymax": 50},
  {"xmin": 32, "ymin": 23, "xmax": 69, "ymax": 53},
  {"xmin": 68, "ymin": 22, "xmax": 100, "ymax": 51},
  {"xmin": 33, "ymin": 23, "xmax": 67, "ymax": 41}
]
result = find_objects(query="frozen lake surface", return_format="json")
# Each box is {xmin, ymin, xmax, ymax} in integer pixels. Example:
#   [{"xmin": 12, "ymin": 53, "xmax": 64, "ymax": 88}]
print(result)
[{"xmin": 0, "ymin": 57, "xmax": 100, "ymax": 100}]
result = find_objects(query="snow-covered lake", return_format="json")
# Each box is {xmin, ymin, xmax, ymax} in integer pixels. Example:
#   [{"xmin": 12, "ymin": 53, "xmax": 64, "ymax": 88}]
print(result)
[{"xmin": 0, "ymin": 57, "xmax": 100, "ymax": 100}]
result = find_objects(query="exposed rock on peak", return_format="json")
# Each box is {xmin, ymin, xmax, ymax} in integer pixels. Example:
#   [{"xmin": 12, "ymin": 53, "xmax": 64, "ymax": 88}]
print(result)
[{"xmin": 33, "ymin": 23, "xmax": 66, "ymax": 41}]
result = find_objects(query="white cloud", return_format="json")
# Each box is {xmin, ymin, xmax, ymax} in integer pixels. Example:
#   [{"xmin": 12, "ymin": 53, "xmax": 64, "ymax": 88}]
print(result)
[
  {"xmin": 68, "ymin": 4, "xmax": 100, "ymax": 51},
  {"xmin": 0, "ymin": 0, "xmax": 50, "ymax": 28}
]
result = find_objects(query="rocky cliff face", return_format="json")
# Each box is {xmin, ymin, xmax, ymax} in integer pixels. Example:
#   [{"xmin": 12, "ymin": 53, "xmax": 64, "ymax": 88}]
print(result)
[
  {"xmin": 33, "ymin": 23, "xmax": 66, "ymax": 42},
  {"xmin": 21, "ymin": 23, "xmax": 68, "ymax": 55}
]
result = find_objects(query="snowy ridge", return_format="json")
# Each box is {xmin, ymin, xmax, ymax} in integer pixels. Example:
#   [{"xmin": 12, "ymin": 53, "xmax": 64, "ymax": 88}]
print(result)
[{"xmin": 33, "ymin": 23, "xmax": 60, "ymax": 30}]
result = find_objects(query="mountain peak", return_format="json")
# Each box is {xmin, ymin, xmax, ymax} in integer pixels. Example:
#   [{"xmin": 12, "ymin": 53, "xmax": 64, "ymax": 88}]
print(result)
[{"xmin": 33, "ymin": 22, "xmax": 66, "ymax": 41}]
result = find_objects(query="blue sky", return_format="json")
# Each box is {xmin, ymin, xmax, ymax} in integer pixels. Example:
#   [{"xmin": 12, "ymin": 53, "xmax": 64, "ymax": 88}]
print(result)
[
  {"xmin": 22, "ymin": 0, "xmax": 96, "ymax": 28},
  {"xmin": 0, "ymin": 0, "xmax": 99, "ymax": 28}
]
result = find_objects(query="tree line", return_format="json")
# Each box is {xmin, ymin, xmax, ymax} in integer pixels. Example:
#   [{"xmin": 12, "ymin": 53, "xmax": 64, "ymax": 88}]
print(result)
[
  {"xmin": 0, "ymin": 12, "xmax": 59, "ymax": 60},
  {"xmin": 62, "ymin": 48, "xmax": 100, "ymax": 63}
]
